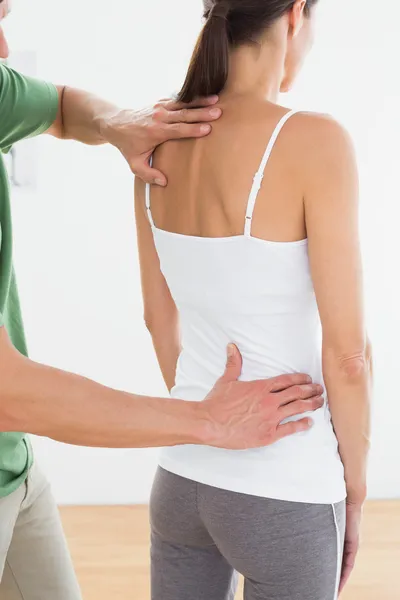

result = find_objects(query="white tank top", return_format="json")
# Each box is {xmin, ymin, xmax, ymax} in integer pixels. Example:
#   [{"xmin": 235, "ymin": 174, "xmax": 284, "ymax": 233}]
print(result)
[{"xmin": 146, "ymin": 110, "xmax": 346, "ymax": 504}]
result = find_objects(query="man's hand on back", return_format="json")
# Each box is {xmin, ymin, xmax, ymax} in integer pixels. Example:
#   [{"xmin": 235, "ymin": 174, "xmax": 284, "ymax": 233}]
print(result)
[
  {"xmin": 199, "ymin": 344, "xmax": 324, "ymax": 450},
  {"xmin": 99, "ymin": 96, "xmax": 222, "ymax": 186},
  {"xmin": 48, "ymin": 86, "xmax": 221, "ymax": 185},
  {"xmin": 0, "ymin": 328, "xmax": 322, "ymax": 450}
]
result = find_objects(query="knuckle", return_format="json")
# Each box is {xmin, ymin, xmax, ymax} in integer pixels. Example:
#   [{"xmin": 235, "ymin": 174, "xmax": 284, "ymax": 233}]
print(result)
[
  {"xmin": 262, "ymin": 426, "xmax": 276, "ymax": 445},
  {"xmin": 152, "ymin": 107, "xmax": 165, "ymax": 122},
  {"xmin": 264, "ymin": 389, "xmax": 278, "ymax": 404},
  {"xmin": 300, "ymin": 386, "xmax": 310, "ymax": 399},
  {"xmin": 282, "ymin": 422, "xmax": 293, "ymax": 435},
  {"xmin": 281, "ymin": 425, "xmax": 294, "ymax": 439},
  {"xmin": 271, "ymin": 378, "xmax": 284, "ymax": 392},
  {"xmin": 293, "ymin": 385, "xmax": 302, "ymax": 397},
  {"xmin": 269, "ymin": 376, "xmax": 278, "ymax": 387}
]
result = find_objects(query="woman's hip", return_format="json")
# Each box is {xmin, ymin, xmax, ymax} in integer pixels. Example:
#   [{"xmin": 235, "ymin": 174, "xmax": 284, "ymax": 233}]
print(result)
[{"xmin": 150, "ymin": 467, "xmax": 345, "ymax": 599}]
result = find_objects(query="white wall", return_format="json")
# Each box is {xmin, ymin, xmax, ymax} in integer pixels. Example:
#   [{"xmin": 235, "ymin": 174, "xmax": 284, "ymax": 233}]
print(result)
[{"xmin": 5, "ymin": 0, "xmax": 400, "ymax": 503}]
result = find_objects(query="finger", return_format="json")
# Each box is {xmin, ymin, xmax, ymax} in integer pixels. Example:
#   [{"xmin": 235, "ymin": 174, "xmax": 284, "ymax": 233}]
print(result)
[
  {"xmin": 159, "ymin": 122, "xmax": 213, "ymax": 141},
  {"xmin": 160, "ymin": 95, "xmax": 219, "ymax": 111},
  {"xmin": 339, "ymin": 563, "xmax": 354, "ymax": 594},
  {"xmin": 339, "ymin": 545, "xmax": 358, "ymax": 593},
  {"xmin": 276, "ymin": 384, "xmax": 324, "ymax": 405},
  {"xmin": 131, "ymin": 163, "xmax": 167, "ymax": 187},
  {"xmin": 218, "ymin": 344, "xmax": 243, "ymax": 384},
  {"xmin": 276, "ymin": 418, "xmax": 313, "ymax": 440},
  {"xmin": 279, "ymin": 397, "xmax": 324, "ymax": 420},
  {"xmin": 157, "ymin": 106, "xmax": 222, "ymax": 125},
  {"xmin": 268, "ymin": 373, "xmax": 313, "ymax": 393}
]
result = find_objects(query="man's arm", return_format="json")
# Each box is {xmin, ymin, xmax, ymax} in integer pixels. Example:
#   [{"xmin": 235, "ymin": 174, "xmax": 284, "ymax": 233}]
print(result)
[
  {"xmin": 0, "ymin": 327, "xmax": 323, "ymax": 450},
  {"xmin": 47, "ymin": 86, "xmax": 222, "ymax": 185},
  {"xmin": 0, "ymin": 63, "xmax": 221, "ymax": 184},
  {"xmin": 0, "ymin": 64, "xmax": 59, "ymax": 150},
  {"xmin": 0, "ymin": 327, "xmax": 203, "ymax": 448}
]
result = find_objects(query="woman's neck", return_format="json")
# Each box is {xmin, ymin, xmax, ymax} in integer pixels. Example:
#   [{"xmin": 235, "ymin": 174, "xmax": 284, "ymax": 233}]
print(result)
[{"xmin": 221, "ymin": 41, "xmax": 286, "ymax": 103}]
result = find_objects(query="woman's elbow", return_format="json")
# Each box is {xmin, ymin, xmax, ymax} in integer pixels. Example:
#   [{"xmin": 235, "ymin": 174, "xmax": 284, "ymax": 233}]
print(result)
[
  {"xmin": 143, "ymin": 298, "xmax": 179, "ymax": 337},
  {"xmin": 339, "ymin": 354, "xmax": 370, "ymax": 381},
  {"xmin": 325, "ymin": 339, "xmax": 373, "ymax": 382},
  {"xmin": 143, "ymin": 309, "xmax": 170, "ymax": 336},
  {"xmin": 143, "ymin": 310, "xmax": 156, "ymax": 335}
]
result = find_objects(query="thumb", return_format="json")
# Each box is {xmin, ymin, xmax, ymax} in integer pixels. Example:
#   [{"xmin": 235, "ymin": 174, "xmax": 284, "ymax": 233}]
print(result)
[
  {"xmin": 129, "ymin": 160, "xmax": 167, "ymax": 186},
  {"xmin": 219, "ymin": 344, "xmax": 242, "ymax": 383}
]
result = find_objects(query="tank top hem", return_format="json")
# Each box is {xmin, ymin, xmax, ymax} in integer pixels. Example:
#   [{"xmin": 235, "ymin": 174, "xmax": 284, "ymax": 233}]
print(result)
[{"xmin": 158, "ymin": 456, "xmax": 347, "ymax": 505}]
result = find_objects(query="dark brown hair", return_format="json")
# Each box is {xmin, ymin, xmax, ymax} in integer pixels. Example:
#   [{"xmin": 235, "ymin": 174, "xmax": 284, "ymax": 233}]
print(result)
[{"xmin": 178, "ymin": 0, "xmax": 318, "ymax": 103}]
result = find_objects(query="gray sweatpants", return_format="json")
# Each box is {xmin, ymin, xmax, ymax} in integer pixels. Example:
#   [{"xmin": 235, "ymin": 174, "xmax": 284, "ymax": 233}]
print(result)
[{"xmin": 150, "ymin": 467, "xmax": 345, "ymax": 600}]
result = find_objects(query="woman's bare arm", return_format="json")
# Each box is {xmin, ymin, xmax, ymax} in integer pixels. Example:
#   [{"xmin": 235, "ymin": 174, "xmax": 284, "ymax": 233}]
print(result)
[
  {"xmin": 135, "ymin": 177, "xmax": 181, "ymax": 391},
  {"xmin": 304, "ymin": 114, "xmax": 372, "ymax": 504}
]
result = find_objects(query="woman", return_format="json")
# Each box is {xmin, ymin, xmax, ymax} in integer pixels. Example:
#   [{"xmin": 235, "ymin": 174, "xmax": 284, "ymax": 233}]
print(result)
[{"xmin": 135, "ymin": 1, "xmax": 372, "ymax": 599}]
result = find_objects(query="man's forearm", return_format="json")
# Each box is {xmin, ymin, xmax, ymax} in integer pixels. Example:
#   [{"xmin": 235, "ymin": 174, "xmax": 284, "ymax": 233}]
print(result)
[
  {"xmin": 59, "ymin": 86, "xmax": 119, "ymax": 145},
  {"xmin": 50, "ymin": 87, "xmax": 223, "ymax": 184},
  {"xmin": 0, "ymin": 331, "xmax": 206, "ymax": 448}
]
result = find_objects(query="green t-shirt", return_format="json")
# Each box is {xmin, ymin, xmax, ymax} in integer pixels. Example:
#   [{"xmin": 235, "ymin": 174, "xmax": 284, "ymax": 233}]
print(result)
[{"xmin": 0, "ymin": 64, "xmax": 58, "ymax": 498}]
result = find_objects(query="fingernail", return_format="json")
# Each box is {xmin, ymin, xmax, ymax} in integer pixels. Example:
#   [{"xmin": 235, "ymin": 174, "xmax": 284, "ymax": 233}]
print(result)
[
  {"xmin": 307, "ymin": 418, "xmax": 314, "ymax": 428},
  {"xmin": 210, "ymin": 108, "xmax": 222, "ymax": 118},
  {"xmin": 154, "ymin": 178, "xmax": 166, "ymax": 186},
  {"xmin": 227, "ymin": 344, "xmax": 235, "ymax": 357},
  {"xmin": 200, "ymin": 124, "xmax": 211, "ymax": 133},
  {"xmin": 306, "ymin": 376, "xmax": 312, "ymax": 383}
]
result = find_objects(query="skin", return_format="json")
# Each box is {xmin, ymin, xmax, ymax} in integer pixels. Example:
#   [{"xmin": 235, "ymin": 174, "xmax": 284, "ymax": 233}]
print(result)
[
  {"xmin": 0, "ymin": 0, "xmax": 323, "ymax": 452},
  {"xmin": 136, "ymin": 0, "xmax": 372, "ymax": 593}
]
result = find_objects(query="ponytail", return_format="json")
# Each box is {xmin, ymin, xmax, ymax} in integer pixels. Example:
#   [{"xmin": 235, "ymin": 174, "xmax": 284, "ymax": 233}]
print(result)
[
  {"xmin": 177, "ymin": 0, "xmax": 319, "ymax": 104},
  {"xmin": 177, "ymin": 5, "xmax": 231, "ymax": 103}
]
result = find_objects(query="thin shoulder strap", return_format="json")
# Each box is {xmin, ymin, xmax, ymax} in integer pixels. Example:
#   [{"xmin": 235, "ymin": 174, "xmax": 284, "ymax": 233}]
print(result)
[
  {"xmin": 244, "ymin": 109, "xmax": 299, "ymax": 237},
  {"xmin": 145, "ymin": 155, "xmax": 155, "ymax": 228}
]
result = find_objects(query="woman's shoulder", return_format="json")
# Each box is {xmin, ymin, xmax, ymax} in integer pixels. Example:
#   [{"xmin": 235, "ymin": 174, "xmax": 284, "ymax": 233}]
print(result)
[
  {"xmin": 289, "ymin": 110, "xmax": 354, "ymax": 149},
  {"xmin": 254, "ymin": 102, "xmax": 355, "ymax": 158},
  {"xmin": 280, "ymin": 109, "xmax": 356, "ymax": 172},
  {"xmin": 287, "ymin": 111, "xmax": 358, "ymax": 206}
]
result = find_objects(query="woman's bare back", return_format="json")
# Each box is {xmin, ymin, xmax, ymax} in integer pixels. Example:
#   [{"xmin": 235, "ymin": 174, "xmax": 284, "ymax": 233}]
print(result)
[{"xmin": 149, "ymin": 99, "xmax": 309, "ymax": 243}]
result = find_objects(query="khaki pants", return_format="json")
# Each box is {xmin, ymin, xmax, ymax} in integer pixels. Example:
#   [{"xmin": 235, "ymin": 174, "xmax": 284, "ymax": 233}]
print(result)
[{"xmin": 0, "ymin": 462, "xmax": 82, "ymax": 599}]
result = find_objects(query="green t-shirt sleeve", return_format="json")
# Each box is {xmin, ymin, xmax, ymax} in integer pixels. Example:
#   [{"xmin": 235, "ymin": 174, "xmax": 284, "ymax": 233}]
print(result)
[{"xmin": 0, "ymin": 63, "xmax": 59, "ymax": 153}]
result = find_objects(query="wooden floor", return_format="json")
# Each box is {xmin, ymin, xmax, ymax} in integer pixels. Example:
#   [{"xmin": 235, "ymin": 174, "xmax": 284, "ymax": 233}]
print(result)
[{"xmin": 61, "ymin": 502, "xmax": 400, "ymax": 600}]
